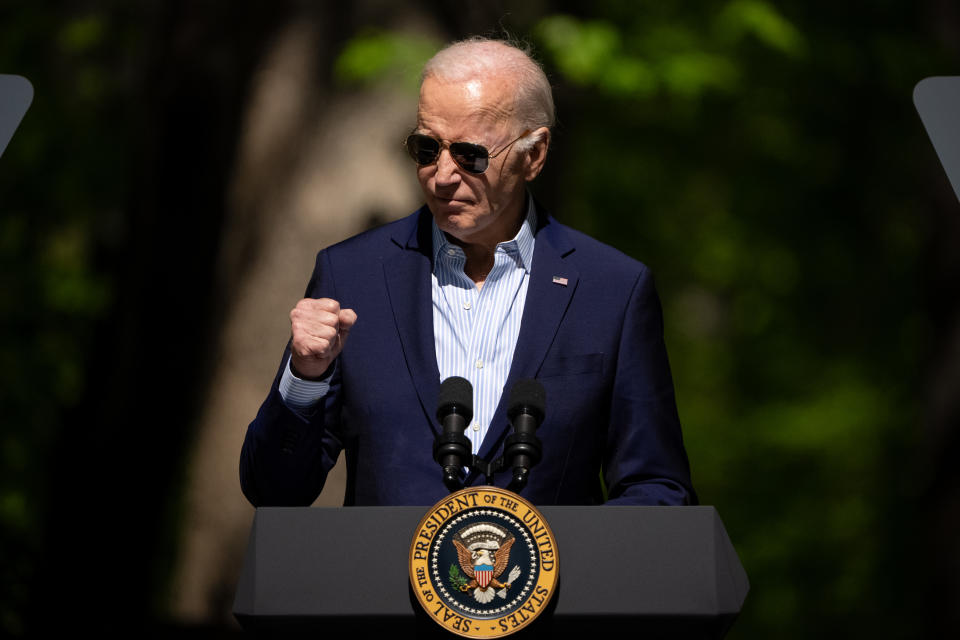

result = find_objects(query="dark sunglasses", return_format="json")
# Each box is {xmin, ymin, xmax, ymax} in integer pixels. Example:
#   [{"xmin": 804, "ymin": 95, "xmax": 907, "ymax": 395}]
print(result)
[{"xmin": 404, "ymin": 129, "xmax": 531, "ymax": 174}]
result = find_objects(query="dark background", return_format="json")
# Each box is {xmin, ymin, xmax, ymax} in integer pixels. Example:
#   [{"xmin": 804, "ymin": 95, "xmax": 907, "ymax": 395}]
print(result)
[{"xmin": 2, "ymin": 0, "xmax": 959, "ymax": 637}]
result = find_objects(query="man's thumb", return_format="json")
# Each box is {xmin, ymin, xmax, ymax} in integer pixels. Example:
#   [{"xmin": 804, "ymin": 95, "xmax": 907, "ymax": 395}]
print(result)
[{"xmin": 338, "ymin": 308, "xmax": 357, "ymax": 340}]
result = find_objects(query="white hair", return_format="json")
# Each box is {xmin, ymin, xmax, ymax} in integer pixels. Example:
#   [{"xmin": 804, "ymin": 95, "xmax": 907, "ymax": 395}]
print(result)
[{"xmin": 421, "ymin": 37, "xmax": 554, "ymax": 151}]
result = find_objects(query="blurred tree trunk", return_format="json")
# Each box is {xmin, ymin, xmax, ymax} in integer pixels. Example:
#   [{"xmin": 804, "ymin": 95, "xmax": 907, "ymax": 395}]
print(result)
[{"xmin": 166, "ymin": 14, "xmax": 421, "ymax": 624}]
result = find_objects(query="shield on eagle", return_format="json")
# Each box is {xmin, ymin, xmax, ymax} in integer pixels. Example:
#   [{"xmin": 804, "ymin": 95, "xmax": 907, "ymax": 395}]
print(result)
[{"xmin": 475, "ymin": 564, "xmax": 494, "ymax": 588}]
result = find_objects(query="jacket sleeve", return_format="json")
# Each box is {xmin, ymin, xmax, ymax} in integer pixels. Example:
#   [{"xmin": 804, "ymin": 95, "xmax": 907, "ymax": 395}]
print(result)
[
  {"xmin": 603, "ymin": 266, "xmax": 697, "ymax": 505},
  {"xmin": 239, "ymin": 250, "xmax": 346, "ymax": 506}
]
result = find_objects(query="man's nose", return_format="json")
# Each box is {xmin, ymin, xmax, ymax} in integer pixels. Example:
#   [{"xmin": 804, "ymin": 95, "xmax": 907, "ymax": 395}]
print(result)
[{"xmin": 434, "ymin": 148, "xmax": 462, "ymax": 186}]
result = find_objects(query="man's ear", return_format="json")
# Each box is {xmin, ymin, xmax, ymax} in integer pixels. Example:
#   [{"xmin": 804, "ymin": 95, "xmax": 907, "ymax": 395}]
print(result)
[{"xmin": 523, "ymin": 127, "xmax": 551, "ymax": 181}]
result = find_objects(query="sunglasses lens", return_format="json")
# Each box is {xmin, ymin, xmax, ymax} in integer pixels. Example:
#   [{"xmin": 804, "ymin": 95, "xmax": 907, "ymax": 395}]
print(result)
[
  {"xmin": 406, "ymin": 134, "xmax": 440, "ymax": 165},
  {"xmin": 449, "ymin": 142, "xmax": 489, "ymax": 174},
  {"xmin": 405, "ymin": 135, "xmax": 490, "ymax": 174}
]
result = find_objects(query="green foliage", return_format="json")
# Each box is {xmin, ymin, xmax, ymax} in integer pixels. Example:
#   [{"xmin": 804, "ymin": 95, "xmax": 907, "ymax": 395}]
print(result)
[
  {"xmin": 57, "ymin": 15, "xmax": 106, "ymax": 54},
  {"xmin": 536, "ymin": 13, "xmax": 747, "ymax": 98},
  {"xmin": 536, "ymin": 3, "xmax": 804, "ymax": 100},
  {"xmin": 716, "ymin": 0, "xmax": 806, "ymax": 57},
  {"xmin": 334, "ymin": 30, "xmax": 441, "ymax": 91},
  {"xmin": 449, "ymin": 563, "xmax": 468, "ymax": 590},
  {"xmin": 536, "ymin": 16, "xmax": 658, "ymax": 95}
]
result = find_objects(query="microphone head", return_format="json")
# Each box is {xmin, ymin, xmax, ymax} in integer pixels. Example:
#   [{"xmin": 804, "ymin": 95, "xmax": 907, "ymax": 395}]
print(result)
[
  {"xmin": 437, "ymin": 376, "xmax": 473, "ymax": 421},
  {"xmin": 508, "ymin": 378, "xmax": 546, "ymax": 420}
]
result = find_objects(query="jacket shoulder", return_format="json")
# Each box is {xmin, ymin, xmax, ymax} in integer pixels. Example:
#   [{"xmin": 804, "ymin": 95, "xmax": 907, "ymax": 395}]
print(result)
[
  {"xmin": 321, "ymin": 208, "xmax": 424, "ymax": 260},
  {"xmin": 545, "ymin": 217, "xmax": 650, "ymax": 282}
]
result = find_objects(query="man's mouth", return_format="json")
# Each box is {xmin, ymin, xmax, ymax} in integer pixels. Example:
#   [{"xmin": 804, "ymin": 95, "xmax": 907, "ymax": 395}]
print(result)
[{"xmin": 435, "ymin": 196, "xmax": 471, "ymax": 206}]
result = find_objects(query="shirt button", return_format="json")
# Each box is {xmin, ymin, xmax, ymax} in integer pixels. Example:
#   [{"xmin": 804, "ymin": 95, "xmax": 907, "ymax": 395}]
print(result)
[
  {"xmin": 475, "ymin": 360, "xmax": 483, "ymax": 369},
  {"xmin": 446, "ymin": 248, "xmax": 457, "ymax": 256},
  {"xmin": 472, "ymin": 422, "xmax": 480, "ymax": 432},
  {"xmin": 463, "ymin": 301, "xmax": 472, "ymax": 310}
]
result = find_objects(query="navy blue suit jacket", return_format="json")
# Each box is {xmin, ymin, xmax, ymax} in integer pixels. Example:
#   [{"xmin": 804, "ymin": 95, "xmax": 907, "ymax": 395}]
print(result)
[{"xmin": 240, "ymin": 206, "xmax": 695, "ymax": 506}]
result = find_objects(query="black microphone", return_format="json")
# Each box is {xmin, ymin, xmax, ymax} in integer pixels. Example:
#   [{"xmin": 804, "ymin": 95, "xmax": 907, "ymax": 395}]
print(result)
[
  {"xmin": 434, "ymin": 376, "xmax": 473, "ymax": 492},
  {"xmin": 505, "ymin": 378, "xmax": 545, "ymax": 492}
]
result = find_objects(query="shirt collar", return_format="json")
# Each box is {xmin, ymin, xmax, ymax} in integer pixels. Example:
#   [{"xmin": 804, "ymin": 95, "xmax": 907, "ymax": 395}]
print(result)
[{"xmin": 431, "ymin": 194, "xmax": 537, "ymax": 273}]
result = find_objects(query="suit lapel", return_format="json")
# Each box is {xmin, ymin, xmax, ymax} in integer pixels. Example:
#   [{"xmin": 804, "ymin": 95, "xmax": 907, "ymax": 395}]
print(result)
[
  {"xmin": 476, "ymin": 215, "xmax": 579, "ymax": 463},
  {"xmin": 383, "ymin": 208, "xmax": 442, "ymax": 434}
]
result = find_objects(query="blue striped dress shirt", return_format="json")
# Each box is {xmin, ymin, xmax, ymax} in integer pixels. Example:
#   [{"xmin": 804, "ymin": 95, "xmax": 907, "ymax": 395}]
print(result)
[
  {"xmin": 279, "ymin": 199, "xmax": 536, "ymax": 457},
  {"xmin": 431, "ymin": 202, "xmax": 535, "ymax": 453}
]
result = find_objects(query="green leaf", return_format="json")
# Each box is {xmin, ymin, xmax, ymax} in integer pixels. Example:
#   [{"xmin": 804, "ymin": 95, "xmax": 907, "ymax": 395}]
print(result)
[
  {"xmin": 58, "ymin": 16, "xmax": 105, "ymax": 54},
  {"xmin": 448, "ymin": 563, "xmax": 467, "ymax": 590},
  {"xmin": 716, "ymin": 0, "xmax": 806, "ymax": 57},
  {"xmin": 334, "ymin": 31, "xmax": 440, "ymax": 91},
  {"xmin": 535, "ymin": 16, "xmax": 621, "ymax": 85}
]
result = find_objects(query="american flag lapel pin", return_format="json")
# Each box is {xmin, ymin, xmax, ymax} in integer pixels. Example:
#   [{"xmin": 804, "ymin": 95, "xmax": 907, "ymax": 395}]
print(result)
[{"xmin": 552, "ymin": 275, "xmax": 569, "ymax": 286}]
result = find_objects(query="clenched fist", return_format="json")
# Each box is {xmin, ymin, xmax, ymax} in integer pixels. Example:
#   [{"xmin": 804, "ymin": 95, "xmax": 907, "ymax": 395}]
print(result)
[{"xmin": 289, "ymin": 298, "xmax": 357, "ymax": 379}]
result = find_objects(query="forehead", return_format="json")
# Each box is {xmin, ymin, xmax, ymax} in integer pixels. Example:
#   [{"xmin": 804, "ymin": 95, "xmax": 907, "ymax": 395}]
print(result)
[{"xmin": 417, "ymin": 75, "xmax": 516, "ymax": 138}]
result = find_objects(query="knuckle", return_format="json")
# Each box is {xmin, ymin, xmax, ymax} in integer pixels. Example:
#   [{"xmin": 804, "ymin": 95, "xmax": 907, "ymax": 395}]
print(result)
[
  {"xmin": 320, "ymin": 311, "xmax": 339, "ymax": 327},
  {"xmin": 320, "ymin": 298, "xmax": 341, "ymax": 312}
]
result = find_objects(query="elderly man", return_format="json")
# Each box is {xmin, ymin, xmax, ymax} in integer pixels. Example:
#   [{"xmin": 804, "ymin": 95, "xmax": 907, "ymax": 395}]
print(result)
[{"xmin": 240, "ymin": 38, "xmax": 695, "ymax": 506}]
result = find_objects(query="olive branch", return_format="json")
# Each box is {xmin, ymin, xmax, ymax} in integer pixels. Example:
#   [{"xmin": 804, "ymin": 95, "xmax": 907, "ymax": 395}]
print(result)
[{"xmin": 448, "ymin": 563, "xmax": 468, "ymax": 590}]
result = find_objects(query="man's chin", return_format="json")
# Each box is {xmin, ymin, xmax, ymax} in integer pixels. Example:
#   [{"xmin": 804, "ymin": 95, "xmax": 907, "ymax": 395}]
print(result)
[
  {"xmin": 432, "ymin": 210, "xmax": 479, "ymax": 241},
  {"xmin": 435, "ymin": 215, "xmax": 471, "ymax": 234}
]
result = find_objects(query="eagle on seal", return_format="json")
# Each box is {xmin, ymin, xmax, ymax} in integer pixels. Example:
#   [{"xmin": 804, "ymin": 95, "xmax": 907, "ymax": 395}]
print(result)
[{"xmin": 452, "ymin": 523, "xmax": 519, "ymax": 604}]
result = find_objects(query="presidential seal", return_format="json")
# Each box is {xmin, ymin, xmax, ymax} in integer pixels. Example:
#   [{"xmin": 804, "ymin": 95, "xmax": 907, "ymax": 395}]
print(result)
[{"xmin": 409, "ymin": 486, "xmax": 558, "ymax": 638}]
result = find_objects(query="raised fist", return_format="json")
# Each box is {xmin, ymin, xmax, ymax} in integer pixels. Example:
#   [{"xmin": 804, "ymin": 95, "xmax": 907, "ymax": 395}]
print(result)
[{"xmin": 288, "ymin": 298, "xmax": 357, "ymax": 379}]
